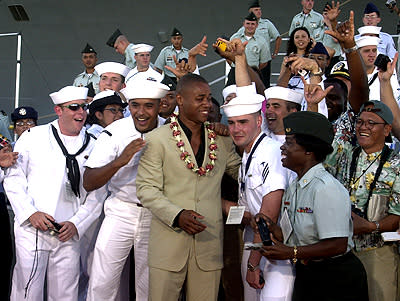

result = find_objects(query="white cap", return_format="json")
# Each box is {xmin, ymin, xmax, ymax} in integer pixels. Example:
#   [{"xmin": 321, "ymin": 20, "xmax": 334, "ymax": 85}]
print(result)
[
  {"xmin": 221, "ymin": 92, "xmax": 264, "ymax": 118},
  {"xmin": 49, "ymin": 86, "xmax": 88, "ymax": 105},
  {"xmin": 94, "ymin": 62, "xmax": 131, "ymax": 77},
  {"xmin": 358, "ymin": 26, "xmax": 381, "ymax": 36},
  {"xmin": 121, "ymin": 80, "xmax": 170, "ymax": 100},
  {"xmin": 125, "ymin": 69, "xmax": 163, "ymax": 84},
  {"xmin": 92, "ymin": 90, "xmax": 117, "ymax": 102},
  {"xmin": 355, "ymin": 36, "xmax": 380, "ymax": 48},
  {"xmin": 264, "ymin": 86, "xmax": 303, "ymax": 104},
  {"xmin": 222, "ymin": 85, "xmax": 237, "ymax": 101},
  {"xmin": 131, "ymin": 43, "xmax": 154, "ymax": 54}
]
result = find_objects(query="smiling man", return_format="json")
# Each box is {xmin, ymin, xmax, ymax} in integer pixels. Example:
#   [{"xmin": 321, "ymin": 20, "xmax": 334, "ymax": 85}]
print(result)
[
  {"xmin": 94, "ymin": 62, "xmax": 131, "ymax": 93},
  {"xmin": 4, "ymin": 86, "xmax": 99, "ymax": 300},
  {"xmin": 222, "ymin": 86, "xmax": 295, "ymax": 300},
  {"xmin": 84, "ymin": 80, "xmax": 169, "ymax": 301},
  {"xmin": 325, "ymin": 100, "xmax": 400, "ymax": 301},
  {"xmin": 264, "ymin": 86, "xmax": 303, "ymax": 144},
  {"xmin": 136, "ymin": 74, "xmax": 241, "ymax": 300}
]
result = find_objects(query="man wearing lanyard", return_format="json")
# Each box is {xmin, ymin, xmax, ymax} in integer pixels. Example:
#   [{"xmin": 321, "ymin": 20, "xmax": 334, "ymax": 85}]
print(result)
[{"xmin": 222, "ymin": 39, "xmax": 294, "ymax": 300}]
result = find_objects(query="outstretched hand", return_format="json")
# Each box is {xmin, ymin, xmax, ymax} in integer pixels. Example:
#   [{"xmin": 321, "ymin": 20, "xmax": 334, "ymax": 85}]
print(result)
[
  {"xmin": 165, "ymin": 55, "xmax": 192, "ymax": 79},
  {"xmin": 301, "ymin": 76, "xmax": 333, "ymax": 106},
  {"xmin": 325, "ymin": 10, "xmax": 355, "ymax": 49}
]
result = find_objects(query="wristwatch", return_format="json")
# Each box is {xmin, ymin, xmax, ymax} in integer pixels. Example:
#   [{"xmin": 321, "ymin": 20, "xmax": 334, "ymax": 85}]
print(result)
[
  {"xmin": 310, "ymin": 67, "xmax": 323, "ymax": 77},
  {"xmin": 247, "ymin": 262, "xmax": 259, "ymax": 272},
  {"xmin": 373, "ymin": 221, "xmax": 380, "ymax": 233},
  {"xmin": 343, "ymin": 45, "xmax": 358, "ymax": 54}
]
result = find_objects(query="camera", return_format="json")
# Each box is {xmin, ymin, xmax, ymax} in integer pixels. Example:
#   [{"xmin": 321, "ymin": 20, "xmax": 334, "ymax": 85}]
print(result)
[
  {"xmin": 374, "ymin": 54, "xmax": 391, "ymax": 72},
  {"xmin": 47, "ymin": 218, "xmax": 62, "ymax": 235},
  {"xmin": 216, "ymin": 40, "xmax": 227, "ymax": 52},
  {"xmin": 256, "ymin": 217, "xmax": 272, "ymax": 246},
  {"xmin": 386, "ymin": 0, "xmax": 396, "ymax": 10}
]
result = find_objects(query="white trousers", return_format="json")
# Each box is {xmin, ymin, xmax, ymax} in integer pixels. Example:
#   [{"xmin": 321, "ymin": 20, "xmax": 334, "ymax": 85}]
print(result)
[
  {"xmin": 87, "ymin": 197, "xmax": 151, "ymax": 301},
  {"xmin": 242, "ymin": 228, "xmax": 295, "ymax": 301},
  {"xmin": 11, "ymin": 223, "xmax": 79, "ymax": 301}
]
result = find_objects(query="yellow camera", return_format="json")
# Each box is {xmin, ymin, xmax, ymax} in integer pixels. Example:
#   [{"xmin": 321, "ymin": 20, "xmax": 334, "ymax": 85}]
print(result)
[{"xmin": 216, "ymin": 40, "xmax": 227, "ymax": 52}]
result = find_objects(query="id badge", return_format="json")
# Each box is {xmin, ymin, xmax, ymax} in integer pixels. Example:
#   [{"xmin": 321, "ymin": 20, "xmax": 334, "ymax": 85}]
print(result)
[
  {"xmin": 226, "ymin": 206, "xmax": 245, "ymax": 224},
  {"xmin": 280, "ymin": 209, "xmax": 293, "ymax": 243}
]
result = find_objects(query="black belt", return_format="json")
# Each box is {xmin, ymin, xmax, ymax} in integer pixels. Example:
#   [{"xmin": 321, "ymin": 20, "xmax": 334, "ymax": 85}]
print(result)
[{"xmin": 298, "ymin": 251, "xmax": 352, "ymax": 266}]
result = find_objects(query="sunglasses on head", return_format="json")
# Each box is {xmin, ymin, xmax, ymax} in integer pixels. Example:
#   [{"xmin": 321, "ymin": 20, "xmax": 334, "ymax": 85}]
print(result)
[{"xmin": 61, "ymin": 103, "xmax": 88, "ymax": 111}]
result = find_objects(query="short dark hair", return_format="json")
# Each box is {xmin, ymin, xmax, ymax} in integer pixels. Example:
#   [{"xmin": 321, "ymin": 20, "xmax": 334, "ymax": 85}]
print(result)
[
  {"xmin": 176, "ymin": 74, "xmax": 208, "ymax": 95},
  {"xmin": 286, "ymin": 102, "xmax": 301, "ymax": 112},
  {"xmin": 294, "ymin": 133, "xmax": 333, "ymax": 162},
  {"xmin": 323, "ymin": 77, "xmax": 348, "ymax": 99}
]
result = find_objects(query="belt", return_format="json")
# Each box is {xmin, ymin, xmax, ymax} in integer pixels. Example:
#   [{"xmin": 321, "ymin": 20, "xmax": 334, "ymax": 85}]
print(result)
[{"xmin": 298, "ymin": 251, "xmax": 352, "ymax": 266}]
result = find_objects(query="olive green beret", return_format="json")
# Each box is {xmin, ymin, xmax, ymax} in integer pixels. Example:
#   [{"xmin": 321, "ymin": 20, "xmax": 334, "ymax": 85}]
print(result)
[{"xmin": 283, "ymin": 111, "xmax": 334, "ymax": 145}]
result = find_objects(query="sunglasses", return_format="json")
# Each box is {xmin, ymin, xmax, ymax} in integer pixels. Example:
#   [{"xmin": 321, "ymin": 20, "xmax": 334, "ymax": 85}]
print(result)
[
  {"xmin": 61, "ymin": 103, "xmax": 88, "ymax": 111},
  {"xmin": 15, "ymin": 120, "xmax": 36, "ymax": 127}
]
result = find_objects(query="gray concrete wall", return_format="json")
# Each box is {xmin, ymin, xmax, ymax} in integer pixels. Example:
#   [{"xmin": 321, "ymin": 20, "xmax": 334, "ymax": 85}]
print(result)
[{"xmin": 0, "ymin": 0, "xmax": 398, "ymax": 127}]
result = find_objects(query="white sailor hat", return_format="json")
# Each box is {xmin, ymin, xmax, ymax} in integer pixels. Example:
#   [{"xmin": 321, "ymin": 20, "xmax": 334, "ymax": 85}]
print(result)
[
  {"xmin": 49, "ymin": 86, "xmax": 88, "ymax": 105},
  {"xmin": 264, "ymin": 86, "xmax": 303, "ymax": 104},
  {"xmin": 358, "ymin": 26, "xmax": 381, "ymax": 36},
  {"xmin": 125, "ymin": 69, "xmax": 164, "ymax": 84},
  {"xmin": 94, "ymin": 62, "xmax": 131, "ymax": 78},
  {"xmin": 121, "ymin": 80, "xmax": 170, "ymax": 100},
  {"xmin": 355, "ymin": 36, "xmax": 380, "ymax": 48},
  {"xmin": 221, "ymin": 92, "xmax": 264, "ymax": 118},
  {"xmin": 131, "ymin": 43, "xmax": 154, "ymax": 54},
  {"xmin": 222, "ymin": 85, "xmax": 237, "ymax": 101}
]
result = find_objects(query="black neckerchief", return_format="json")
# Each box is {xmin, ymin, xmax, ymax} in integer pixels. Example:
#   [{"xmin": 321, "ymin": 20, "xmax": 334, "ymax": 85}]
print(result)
[
  {"xmin": 349, "ymin": 144, "xmax": 392, "ymax": 210},
  {"xmin": 51, "ymin": 125, "xmax": 91, "ymax": 198},
  {"xmin": 177, "ymin": 118, "xmax": 205, "ymax": 167}
]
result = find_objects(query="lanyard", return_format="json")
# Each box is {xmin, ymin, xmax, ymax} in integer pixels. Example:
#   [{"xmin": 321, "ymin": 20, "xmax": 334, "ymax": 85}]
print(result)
[{"xmin": 240, "ymin": 133, "xmax": 266, "ymax": 192}]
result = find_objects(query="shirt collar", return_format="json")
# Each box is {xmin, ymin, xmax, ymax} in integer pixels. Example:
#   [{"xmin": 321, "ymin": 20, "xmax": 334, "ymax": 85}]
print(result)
[{"xmin": 297, "ymin": 163, "xmax": 324, "ymax": 188}]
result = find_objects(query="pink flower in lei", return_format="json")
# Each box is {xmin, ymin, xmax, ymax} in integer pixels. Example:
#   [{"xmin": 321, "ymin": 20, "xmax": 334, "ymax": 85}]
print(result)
[{"xmin": 170, "ymin": 113, "xmax": 217, "ymax": 176}]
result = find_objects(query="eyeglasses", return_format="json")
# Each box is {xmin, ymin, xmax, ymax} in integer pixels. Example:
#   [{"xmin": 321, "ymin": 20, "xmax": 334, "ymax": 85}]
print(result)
[
  {"xmin": 61, "ymin": 103, "xmax": 88, "ymax": 111},
  {"xmin": 308, "ymin": 55, "xmax": 327, "ymax": 61},
  {"xmin": 355, "ymin": 118, "xmax": 386, "ymax": 129},
  {"xmin": 15, "ymin": 120, "xmax": 36, "ymax": 127},
  {"xmin": 364, "ymin": 14, "xmax": 378, "ymax": 19},
  {"xmin": 103, "ymin": 108, "xmax": 126, "ymax": 114}
]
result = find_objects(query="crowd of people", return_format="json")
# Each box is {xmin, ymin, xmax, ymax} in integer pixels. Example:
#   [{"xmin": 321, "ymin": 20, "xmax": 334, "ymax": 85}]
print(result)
[{"xmin": 1, "ymin": 0, "xmax": 400, "ymax": 300}]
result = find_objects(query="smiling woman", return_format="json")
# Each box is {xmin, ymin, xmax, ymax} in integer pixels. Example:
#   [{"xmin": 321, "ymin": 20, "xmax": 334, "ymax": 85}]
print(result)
[{"xmin": 259, "ymin": 111, "xmax": 368, "ymax": 301}]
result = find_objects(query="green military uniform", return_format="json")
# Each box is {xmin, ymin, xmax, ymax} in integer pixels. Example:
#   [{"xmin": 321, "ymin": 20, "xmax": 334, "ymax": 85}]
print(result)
[
  {"xmin": 124, "ymin": 43, "xmax": 137, "ymax": 69},
  {"xmin": 289, "ymin": 9, "xmax": 324, "ymax": 42},
  {"xmin": 73, "ymin": 70, "xmax": 100, "ymax": 94},
  {"xmin": 229, "ymin": 32, "xmax": 270, "ymax": 68},
  {"xmin": 281, "ymin": 111, "xmax": 368, "ymax": 300},
  {"xmin": 321, "ymin": 27, "xmax": 341, "ymax": 57},
  {"xmin": 154, "ymin": 45, "xmax": 189, "ymax": 78},
  {"xmin": 234, "ymin": 18, "xmax": 280, "ymax": 57}
]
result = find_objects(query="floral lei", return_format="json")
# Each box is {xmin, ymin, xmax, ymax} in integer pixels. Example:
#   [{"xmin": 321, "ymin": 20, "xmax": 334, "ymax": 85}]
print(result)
[{"xmin": 169, "ymin": 113, "xmax": 217, "ymax": 176}]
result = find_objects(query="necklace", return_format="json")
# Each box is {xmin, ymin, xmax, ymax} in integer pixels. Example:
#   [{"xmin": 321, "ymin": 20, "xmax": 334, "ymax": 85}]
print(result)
[{"xmin": 170, "ymin": 113, "xmax": 217, "ymax": 176}]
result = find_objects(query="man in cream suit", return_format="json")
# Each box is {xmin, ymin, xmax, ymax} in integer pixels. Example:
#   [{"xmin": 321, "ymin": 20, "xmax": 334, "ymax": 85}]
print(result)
[{"xmin": 136, "ymin": 74, "xmax": 241, "ymax": 300}]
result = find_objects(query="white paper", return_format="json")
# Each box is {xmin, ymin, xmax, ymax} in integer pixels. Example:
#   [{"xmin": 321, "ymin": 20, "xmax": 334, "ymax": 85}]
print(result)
[
  {"xmin": 381, "ymin": 231, "xmax": 400, "ymax": 242},
  {"xmin": 226, "ymin": 206, "xmax": 245, "ymax": 224}
]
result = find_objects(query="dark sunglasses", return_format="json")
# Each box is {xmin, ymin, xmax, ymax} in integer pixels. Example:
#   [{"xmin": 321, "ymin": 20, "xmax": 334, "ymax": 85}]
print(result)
[{"xmin": 61, "ymin": 103, "xmax": 88, "ymax": 111}]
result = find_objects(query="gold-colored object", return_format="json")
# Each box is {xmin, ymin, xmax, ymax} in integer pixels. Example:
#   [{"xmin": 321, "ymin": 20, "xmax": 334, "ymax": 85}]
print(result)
[
  {"xmin": 216, "ymin": 40, "xmax": 227, "ymax": 52},
  {"xmin": 292, "ymin": 245, "xmax": 298, "ymax": 264}
]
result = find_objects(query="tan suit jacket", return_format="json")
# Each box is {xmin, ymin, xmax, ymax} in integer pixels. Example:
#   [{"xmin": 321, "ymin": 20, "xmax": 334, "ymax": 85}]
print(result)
[{"xmin": 137, "ymin": 123, "xmax": 240, "ymax": 272}]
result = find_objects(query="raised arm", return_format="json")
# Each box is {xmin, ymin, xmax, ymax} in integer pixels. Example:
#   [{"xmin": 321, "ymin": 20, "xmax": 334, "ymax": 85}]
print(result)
[{"xmin": 325, "ymin": 10, "xmax": 368, "ymax": 112}]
